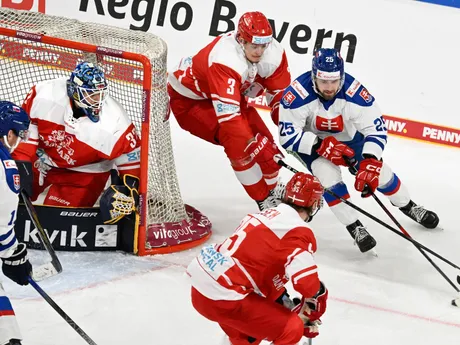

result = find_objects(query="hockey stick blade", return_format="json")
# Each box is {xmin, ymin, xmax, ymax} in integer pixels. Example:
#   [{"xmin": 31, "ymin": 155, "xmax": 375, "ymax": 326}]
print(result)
[
  {"xmin": 32, "ymin": 262, "xmax": 60, "ymax": 282},
  {"xmin": 29, "ymin": 277, "xmax": 98, "ymax": 345}
]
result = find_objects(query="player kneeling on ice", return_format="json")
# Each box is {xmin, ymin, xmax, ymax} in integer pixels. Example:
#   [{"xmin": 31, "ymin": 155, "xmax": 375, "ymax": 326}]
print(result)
[
  {"xmin": 0, "ymin": 101, "xmax": 33, "ymax": 345},
  {"xmin": 187, "ymin": 172, "xmax": 328, "ymax": 345},
  {"xmin": 168, "ymin": 11, "xmax": 291, "ymax": 211},
  {"xmin": 12, "ymin": 62, "xmax": 141, "ymax": 208},
  {"xmin": 278, "ymin": 48, "xmax": 439, "ymax": 254}
]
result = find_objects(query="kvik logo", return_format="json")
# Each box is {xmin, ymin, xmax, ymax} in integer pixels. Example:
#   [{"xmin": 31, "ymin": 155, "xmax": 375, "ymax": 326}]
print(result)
[
  {"xmin": 1, "ymin": 0, "xmax": 46, "ymax": 13},
  {"xmin": 23, "ymin": 220, "xmax": 87, "ymax": 247}
]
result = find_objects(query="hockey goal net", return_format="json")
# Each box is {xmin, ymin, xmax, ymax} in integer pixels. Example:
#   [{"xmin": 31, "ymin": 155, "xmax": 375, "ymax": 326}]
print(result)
[{"xmin": 0, "ymin": 8, "xmax": 211, "ymax": 255}]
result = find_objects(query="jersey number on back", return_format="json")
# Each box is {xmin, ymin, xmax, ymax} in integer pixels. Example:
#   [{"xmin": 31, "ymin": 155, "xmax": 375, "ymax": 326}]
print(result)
[{"xmin": 219, "ymin": 216, "xmax": 260, "ymax": 256}]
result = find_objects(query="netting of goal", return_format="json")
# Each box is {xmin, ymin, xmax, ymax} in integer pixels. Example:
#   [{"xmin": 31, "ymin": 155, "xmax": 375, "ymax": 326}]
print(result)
[{"xmin": 0, "ymin": 8, "xmax": 211, "ymax": 255}]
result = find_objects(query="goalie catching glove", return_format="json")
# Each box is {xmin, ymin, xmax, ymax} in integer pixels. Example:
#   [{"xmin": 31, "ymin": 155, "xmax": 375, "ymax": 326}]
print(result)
[{"xmin": 100, "ymin": 170, "xmax": 140, "ymax": 224}]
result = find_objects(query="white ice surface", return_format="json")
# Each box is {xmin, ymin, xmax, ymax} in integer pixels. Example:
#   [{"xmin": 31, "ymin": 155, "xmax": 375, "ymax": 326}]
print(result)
[{"xmin": 3, "ymin": 113, "xmax": 460, "ymax": 345}]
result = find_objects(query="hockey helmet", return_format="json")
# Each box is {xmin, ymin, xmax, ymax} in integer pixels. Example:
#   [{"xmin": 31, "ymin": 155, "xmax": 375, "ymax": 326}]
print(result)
[
  {"xmin": 283, "ymin": 172, "xmax": 324, "ymax": 217},
  {"xmin": 312, "ymin": 48, "xmax": 344, "ymax": 81},
  {"xmin": 0, "ymin": 101, "xmax": 30, "ymax": 152},
  {"xmin": 237, "ymin": 12, "xmax": 273, "ymax": 45},
  {"xmin": 67, "ymin": 61, "xmax": 108, "ymax": 123}
]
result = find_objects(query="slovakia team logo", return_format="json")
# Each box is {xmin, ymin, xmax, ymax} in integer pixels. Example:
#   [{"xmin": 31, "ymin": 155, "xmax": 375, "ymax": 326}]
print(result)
[
  {"xmin": 359, "ymin": 88, "xmax": 373, "ymax": 103},
  {"xmin": 13, "ymin": 174, "xmax": 20, "ymax": 191},
  {"xmin": 315, "ymin": 115, "xmax": 344, "ymax": 133},
  {"xmin": 282, "ymin": 91, "xmax": 296, "ymax": 106}
]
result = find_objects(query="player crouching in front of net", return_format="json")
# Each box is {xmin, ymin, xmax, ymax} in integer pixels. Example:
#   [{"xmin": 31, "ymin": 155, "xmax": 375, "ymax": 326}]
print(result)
[
  {"xmin": 278, "ymin": 48, "xmax": 439, "ymax": 254},
  {"xmin": 187, "ymin": 172, "xmax": 328, "ymax": 345},
  {"xmin": 0, "ymin": 101, "xmax": 33, "ymax": 345},
  {"xmin": 168, "ymin": 11, "xmax": 291, "ymax": 211},
  {"xmin": 12, "ymin": 62, "xmax": 141, "ymax": 213}
]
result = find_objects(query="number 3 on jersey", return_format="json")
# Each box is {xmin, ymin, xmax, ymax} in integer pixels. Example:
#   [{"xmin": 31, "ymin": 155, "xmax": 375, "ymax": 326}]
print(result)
[{"xmin": 226, "ymin": 78, "xmax": 236, "ymax": 95}]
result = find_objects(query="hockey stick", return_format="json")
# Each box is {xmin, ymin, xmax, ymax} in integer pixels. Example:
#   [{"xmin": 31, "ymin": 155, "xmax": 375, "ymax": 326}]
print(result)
[
  {"xmin": 345, "ymin": 159, "xmax": 459, "ymax": 293},
  {"xmin": 28, "ymin": 277, "xmax": 98, "ymax": 345},
  {"xmin": 278, "ymin": 160, "xmax": 460, "ymax": 274},
  {"xmin": 21, "ymin": 189, "xmax": 63, "ymax": 281}
]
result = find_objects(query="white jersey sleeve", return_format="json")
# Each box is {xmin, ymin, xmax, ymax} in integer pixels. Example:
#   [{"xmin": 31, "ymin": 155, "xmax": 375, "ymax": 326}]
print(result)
[
  {"xmin": 0, "ymin": 145, "xmax": 19, "ymax": 259},
  {"xmin": 347, "ymin": 100, "xmax": 387, "ymax": 159},
  {"xmin": 278, "ymin": 74, "xmax": 319, "ymax": 155}
]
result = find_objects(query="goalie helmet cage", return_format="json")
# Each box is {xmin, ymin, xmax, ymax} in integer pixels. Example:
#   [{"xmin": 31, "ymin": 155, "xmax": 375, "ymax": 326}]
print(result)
[{"xmin": 0, "ymin": 8, "xmax": 212, "ymax": 255}]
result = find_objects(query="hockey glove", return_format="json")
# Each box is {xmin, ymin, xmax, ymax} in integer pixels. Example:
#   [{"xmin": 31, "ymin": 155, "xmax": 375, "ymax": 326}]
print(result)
[
  {"xmin": 354, "ymin": 157, "xmax": 382, "ymax": 198},
  {"xmin": 100, "ymin": 170, "xmax": 140, "ymax": 224},
  {"xmin": 303, "ymin": 320, "xmax": 321, "ymax": 339},
  {"xmin": 244, "ymin": 133, "xmax": 283, "ymax": 175},
  {"xmin": 2, "ymin": 243, "xmax": 32, "ymax": 286},
  {"xmin": 316, "ymin": 136, "xmax": 355, "ymax": 166},
  {"xmin": 292, "ymin": 281, "xmax": 328, "ymax": 322},
  {"xmin": 122, "ymin": 174, "xmax": 140, "ymax": 210}
]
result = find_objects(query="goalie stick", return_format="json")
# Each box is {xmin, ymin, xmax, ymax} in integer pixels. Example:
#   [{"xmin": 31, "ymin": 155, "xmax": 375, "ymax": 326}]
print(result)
[
  {"xmin": 21, "ymin": 189, "xmax": 63, "ymax": 281},
  {"xmin": 29, "ymin": 277, "xmax": 98, "ymax": 345}
]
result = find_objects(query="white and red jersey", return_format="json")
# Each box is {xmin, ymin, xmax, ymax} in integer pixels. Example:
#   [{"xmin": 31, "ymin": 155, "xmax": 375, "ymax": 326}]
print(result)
[
  {"xmin": 187, "ymin": 203, "xmax": 320, "ymax": 302},
  {"xmin": 12, "ymin": 77, "xmax": 140, "ymax": 178},
  {"xmin": 168, "ymin": 31, "xmax": 290, "ymax": 141}
]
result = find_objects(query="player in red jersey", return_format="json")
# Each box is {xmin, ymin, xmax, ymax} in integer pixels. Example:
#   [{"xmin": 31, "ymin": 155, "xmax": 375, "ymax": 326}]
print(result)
[
  {"xmin": 187, "ymin": 172, "xmax": 328, "ymax": 345},
  {"xmin": 168, "ymin": 12, "xmax": 291, "ymax": 210}
]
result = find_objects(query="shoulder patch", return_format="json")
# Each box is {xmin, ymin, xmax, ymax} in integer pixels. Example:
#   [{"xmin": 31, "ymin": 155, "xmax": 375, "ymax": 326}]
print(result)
[
  {"xmin": 282, "ymin": 91, "xmax": 297, "ymax": 106},
  {"xmin": 12, "ymin": 174, "xmax": 20, "ymax": 192},
  {"xmin": 0, "ymin": 145, "xmax": 20, "ymax": 194},
  {"xmin": 359, "ymin": 88, "xmax": 373, "ymax": 103},
  {"xmin": 3, "ymin": 160, "xmax": 17, "ymax": 169},
  {"xmin": 291, "ymin": 80, "xmax": 309, "ymax": 99},
  {"xmin": 346, "ymin": 79, "xmax": 361, "ymax": 97}
]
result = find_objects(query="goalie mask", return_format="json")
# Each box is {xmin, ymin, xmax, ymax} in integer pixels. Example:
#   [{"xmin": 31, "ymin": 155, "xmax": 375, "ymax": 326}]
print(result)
[{"xmin": 67, "ymin": 62, "xmax": 108, "ymax": 123}]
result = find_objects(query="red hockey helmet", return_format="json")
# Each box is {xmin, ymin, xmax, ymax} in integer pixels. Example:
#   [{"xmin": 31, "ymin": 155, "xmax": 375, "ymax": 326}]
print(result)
[
  {"xmin": 237, "ymin": 12, "xmax": 273, "ymax": 45},
  {"xmin": 283, "ymin": 173, "xmax": 324, "ymax": 211}
]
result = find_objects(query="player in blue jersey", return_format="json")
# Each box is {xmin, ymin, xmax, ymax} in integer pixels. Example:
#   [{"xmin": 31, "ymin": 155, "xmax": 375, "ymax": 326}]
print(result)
[
  {"xmin": 0, "ymin": 101, "xmax": 32, "ymax": 345},
  {"xmin": 277, "ymin": 48, "xmax": 439, "ymax": 253}
]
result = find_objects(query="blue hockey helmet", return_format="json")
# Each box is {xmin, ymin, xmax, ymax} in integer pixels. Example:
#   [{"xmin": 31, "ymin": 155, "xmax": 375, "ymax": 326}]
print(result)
[
  {"xmin": 0, "ymin": 101, "xmax": 30, "ymax": 152},
  {"xmin": 67, "ymin": 61, "xmax": 108, "ymax": 123},
  {"xmin": 312, "ymin": 48, "xmax": 344, "ymax": 81}
]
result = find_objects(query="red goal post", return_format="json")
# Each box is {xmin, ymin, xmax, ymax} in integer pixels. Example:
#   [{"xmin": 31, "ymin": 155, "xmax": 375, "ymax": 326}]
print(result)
[{"xmin": 0, "ymin": 8, "xmax": 211, "ymax": 255}]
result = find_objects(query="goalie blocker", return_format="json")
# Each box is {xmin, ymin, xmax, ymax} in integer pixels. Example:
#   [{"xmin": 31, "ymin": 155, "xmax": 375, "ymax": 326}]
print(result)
[{"xmin": 14, "ymin": 162, "xmax": 212, "ymax": 254}]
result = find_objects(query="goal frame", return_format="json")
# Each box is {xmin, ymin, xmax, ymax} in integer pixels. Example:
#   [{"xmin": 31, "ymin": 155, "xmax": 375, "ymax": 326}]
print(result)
[{"xmin": 0, "ymin": 19, "xmax": 212, "ymax": 256}]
